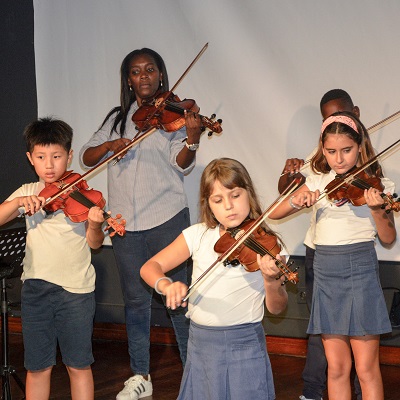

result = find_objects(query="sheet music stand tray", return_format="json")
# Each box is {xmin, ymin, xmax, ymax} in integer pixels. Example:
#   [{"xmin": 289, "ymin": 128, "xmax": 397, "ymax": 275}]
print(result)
[{"xmin": 0, "ymin": 227, "xmax": 26, "ymax": 400}]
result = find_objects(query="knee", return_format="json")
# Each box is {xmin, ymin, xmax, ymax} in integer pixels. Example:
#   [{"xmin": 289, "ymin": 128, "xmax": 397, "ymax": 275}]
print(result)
[
  {"xmin": 27, "ymin": 367, "xmax": 53, "ymax": 382},
  {"xmin": 354, "ymin": 362, "xmax": 380, "ymax": 383},
  {"xmin": 328, "ymin": 360, "xmax": 352, "ymax": 380},
  {"xmin": 28, "ymin": 366, "xmax": 52, "ymax": 374},
  {"xmin": 66, "ymin": 365, "xmax": 92, "ymax": 377}
]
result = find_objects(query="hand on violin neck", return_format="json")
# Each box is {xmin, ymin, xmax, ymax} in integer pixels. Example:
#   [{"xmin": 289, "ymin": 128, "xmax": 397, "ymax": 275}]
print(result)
[
  {"xmin": 86, "ymin": 207, "xmax": 105, "ymax": 249},
  {"xmin": 184, "ymin": 109, "xmax": 203, "ymax": 141},
  {"xmin": 364, "ymin": 187, "xmax": 385, "ymax": 211},
  {"xmin": 87, "ymin": 206, "xmax": 105, "ymax": 226},
  {"xmin": 177, "ymin": 117, "xmax": 202, "ymax": 169},
  {"xmin": 258, "ymin": 253, "xmax": 283, "ymax": 282},
  {"xmin": 260, "ymin": 252, "xmax": 288, "ymax": 314}
]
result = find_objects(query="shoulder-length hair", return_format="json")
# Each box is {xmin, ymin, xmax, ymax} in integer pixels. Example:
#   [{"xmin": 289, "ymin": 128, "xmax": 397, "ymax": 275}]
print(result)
[{"xmin": 311, "ymin": 111, "xmax": 382, "ymax": 177}]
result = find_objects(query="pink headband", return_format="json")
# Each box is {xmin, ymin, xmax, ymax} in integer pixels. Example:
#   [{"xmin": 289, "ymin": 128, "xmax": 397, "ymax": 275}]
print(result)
[{"xmin": 320, "ymin": 115, "xmax": 359, "ymax": 135}]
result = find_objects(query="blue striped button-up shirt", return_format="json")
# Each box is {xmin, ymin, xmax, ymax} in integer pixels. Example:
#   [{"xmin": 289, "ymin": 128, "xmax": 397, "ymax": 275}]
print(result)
[{"xmin": 79, "ymin": 102, "xmax": 195, "ymax": 231}]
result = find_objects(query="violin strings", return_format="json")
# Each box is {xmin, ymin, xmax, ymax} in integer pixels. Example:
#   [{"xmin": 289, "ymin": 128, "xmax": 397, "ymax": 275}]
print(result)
[
  {"xmin": 350, "ymin": 177, "xmax": 394, "ymax": 204},
  {"xmin": 240, "ymin": 234, "xmax": 291, "ymax": 273},
  {"xmin": 229, "ymin": 228, "xmax": 276, "ymax": 263},
  {"xmin": 351, "ymin": 177, "xmax": 375, "ymax": 190},
  {"xmin": 164, "ymin": 100, "xmax": 185, "ymax": 114}
]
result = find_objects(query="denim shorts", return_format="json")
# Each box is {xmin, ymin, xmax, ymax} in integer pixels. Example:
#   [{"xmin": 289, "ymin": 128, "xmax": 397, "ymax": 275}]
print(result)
[{"xmin": 21, "ymin": 279, "xmax": 95, "ymax": 371}]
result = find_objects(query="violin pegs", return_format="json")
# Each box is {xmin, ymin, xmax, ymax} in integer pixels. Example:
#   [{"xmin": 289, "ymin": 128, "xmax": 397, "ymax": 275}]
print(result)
[
  {"xmin": 210, "ymin": 113, "xmax": 216, "ymax": 119},
  {"xmin": 208, "ymin": 130, "xmax": 213, "ymax": 137},
  {"xmin": 217, "ymin": 119, "xmax": 222, "ymax": 123},
  {"xmin": 200, "ymin": 126, "xmax": 206, "ymax": 132}
]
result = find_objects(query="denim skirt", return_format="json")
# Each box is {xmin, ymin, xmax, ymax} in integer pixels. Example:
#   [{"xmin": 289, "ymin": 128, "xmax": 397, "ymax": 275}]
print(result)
[
  {"xmin": 308, "ymin": 241, "xmax": 392, "ymax": 336},
  {"xmin": 177, "ymin": 320, "xmax": 275, "ymax": 400}
]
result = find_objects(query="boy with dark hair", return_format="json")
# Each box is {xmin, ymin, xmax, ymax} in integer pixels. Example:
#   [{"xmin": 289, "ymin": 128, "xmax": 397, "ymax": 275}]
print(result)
[{"xmin": 0, "ymin": 117, "xmax": 105, "ymax": 400}]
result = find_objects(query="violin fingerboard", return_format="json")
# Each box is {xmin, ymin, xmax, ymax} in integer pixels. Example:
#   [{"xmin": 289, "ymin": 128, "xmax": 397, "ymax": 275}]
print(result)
[
  {"xmin": 68, "ymin": 190, "xmax": 94, "ymax": 207},
  {"xmin": 69, "ymin": 190, "xmax": 110, "ymax": 220}
]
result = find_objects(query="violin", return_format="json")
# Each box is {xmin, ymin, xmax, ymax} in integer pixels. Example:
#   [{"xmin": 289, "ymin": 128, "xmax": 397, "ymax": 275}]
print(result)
[
  {"xmin": 38, "ymin": 171, "xmax": 126, "ymax": 237},
  {"xmin": 182, "ymin": 179, "xmax": 304, "ymax": 302},
  {"xmin": 214, "ymin": 219, "xmax": 299, "ymax": 285},
  {"xmin": 132, "ymin": 91, "xmax": 223, "ymax": 136},
  {"xmin": 325, "ymin": 169, "xmax": 400, "ymax": 213}
]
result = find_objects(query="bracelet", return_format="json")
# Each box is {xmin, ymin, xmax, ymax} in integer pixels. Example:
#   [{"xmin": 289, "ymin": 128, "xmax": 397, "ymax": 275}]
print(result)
[
  {"xmin": 155, "ymin": 277, "xmax": 173, "ymax": 295},
  {"xmin": 289, "ymin": 195, "xmax": 302, "ymax": 210}
]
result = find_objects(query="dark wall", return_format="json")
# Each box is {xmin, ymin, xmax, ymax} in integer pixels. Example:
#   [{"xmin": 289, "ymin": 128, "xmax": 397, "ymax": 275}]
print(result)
[{"xmin": 0, "ymin": 0, "xmax": 37, "ymax": 203}]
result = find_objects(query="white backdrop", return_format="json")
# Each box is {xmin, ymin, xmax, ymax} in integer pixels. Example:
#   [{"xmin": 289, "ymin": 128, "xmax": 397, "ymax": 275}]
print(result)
[{"xmin": 33, "ymin": 0, "xmax": 400, "ymax": 259}]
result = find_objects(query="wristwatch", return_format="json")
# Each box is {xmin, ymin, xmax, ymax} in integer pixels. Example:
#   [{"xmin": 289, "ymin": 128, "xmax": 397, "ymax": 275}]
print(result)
[{"xmin": 185, "ymin": 141, "xmax": 200, "ymax": 151}]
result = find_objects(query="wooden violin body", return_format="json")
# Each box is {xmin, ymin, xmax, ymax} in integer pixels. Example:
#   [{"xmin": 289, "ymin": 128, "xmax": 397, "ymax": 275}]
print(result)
[
  {"xmin": 214, "ymin": 219, "xmax": 299, "ymax": 285},
  {"xmin": 325, "ymin": 170, "xmax": 399, "ymax": 212},
  {"xmin": 132, "ymin": 91, "xmax": 223, "ymax": 135},
  {"xmin": 39, "ymin": 171, "xmax": 126, "ymax": 237},
  {"xmin": 40, "ymin": 172, "xmax": 105, "ymax": 220}
]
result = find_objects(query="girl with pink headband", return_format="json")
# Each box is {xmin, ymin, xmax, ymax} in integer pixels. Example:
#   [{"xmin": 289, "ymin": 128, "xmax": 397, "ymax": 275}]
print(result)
[
  {"xmin": 269, "ymin": 111, "xmax": 396, "ymax": 400},
  {"xmin": 320, "ymin": 114, "xmax": 359, "ymax": 135}
]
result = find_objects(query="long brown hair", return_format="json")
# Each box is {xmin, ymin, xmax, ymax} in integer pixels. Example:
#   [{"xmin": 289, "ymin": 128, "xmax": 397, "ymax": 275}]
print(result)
[{"xmin": 311, "ymin": 111, "xmax": 382, "ymax": 177}]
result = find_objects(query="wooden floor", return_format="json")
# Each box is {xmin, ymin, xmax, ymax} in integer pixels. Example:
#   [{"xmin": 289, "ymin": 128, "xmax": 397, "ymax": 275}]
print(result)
[{"xmin": 4, "ymin": 334, "xmax": 400, "ymax": 400}]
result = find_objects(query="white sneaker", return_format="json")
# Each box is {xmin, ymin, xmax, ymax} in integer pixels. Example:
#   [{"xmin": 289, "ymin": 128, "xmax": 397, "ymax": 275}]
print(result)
[
  {"xmin": 116, "ymin": 375, "xmax": 153, "ymax": 400},
  {"xmin": 299, "ymin": 396, "xmax": 323, "ymax": 400}
]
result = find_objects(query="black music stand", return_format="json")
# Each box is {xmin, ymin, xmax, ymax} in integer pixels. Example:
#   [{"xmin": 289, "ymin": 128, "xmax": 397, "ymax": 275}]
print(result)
[{"xmin": 0, "ymin": 227, "xmax": 26, "ymax": 400}]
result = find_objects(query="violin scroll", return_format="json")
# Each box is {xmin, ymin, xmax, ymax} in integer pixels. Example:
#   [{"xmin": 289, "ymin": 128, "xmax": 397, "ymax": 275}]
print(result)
[
  {"xmin": 104, "ymin": 213, "xmax": 127, "ymax": 237},
  {"xmin": 381, "ymin": 192, "xmax": 400, "ymax": 213}
]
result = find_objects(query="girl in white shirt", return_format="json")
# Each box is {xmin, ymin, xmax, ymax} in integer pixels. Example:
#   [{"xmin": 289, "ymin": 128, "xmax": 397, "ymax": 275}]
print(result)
[
  {"xmin": 140, "ymin": 158, "xmax": 289, "ymax": 400},
  {"xmin": 269, "ymin": 111, "xmax": 396, "ymax": 400}
]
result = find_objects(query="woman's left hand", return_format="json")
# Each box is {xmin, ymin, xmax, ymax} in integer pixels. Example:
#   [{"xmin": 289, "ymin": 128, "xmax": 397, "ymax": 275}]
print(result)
[{"xmin": 184, "ymin": 110, "xmax": 203, "ymax": 144}]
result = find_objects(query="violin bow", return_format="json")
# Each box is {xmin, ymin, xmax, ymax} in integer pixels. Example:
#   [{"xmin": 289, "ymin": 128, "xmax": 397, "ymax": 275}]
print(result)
[
  {"xmin": 182, "ymin": 177, "xmax": 303, "ymax": 302},
  {"xmin": 40, "ymin": 44, "xmax": 210, "ymax": 204},
  {"xmin": 281, "ymin": 108, "xmax": 400, "ymax": 177},
  {"xmin": 170, "ymin": 43, "xmax": 208, "ymax": 93},
  {"xmin": 37, "ymin": 126, "xmax": 158, "ymax": 209},
  {"xmin": 317, "ymin": 138, "xmax": 400, "ymax": 202}
]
